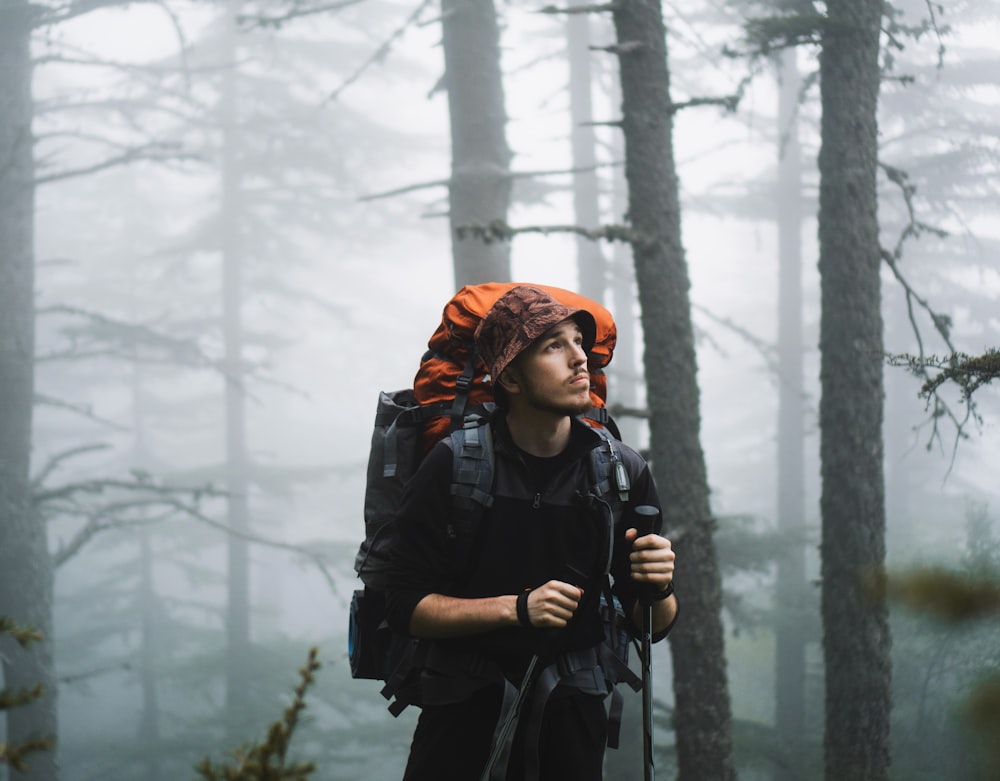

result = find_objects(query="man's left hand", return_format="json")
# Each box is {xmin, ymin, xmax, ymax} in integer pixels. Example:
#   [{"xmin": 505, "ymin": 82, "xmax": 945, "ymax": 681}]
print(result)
[{"xmin": 624, "ymin": 528, "xmax": 675, "ymax": 594}]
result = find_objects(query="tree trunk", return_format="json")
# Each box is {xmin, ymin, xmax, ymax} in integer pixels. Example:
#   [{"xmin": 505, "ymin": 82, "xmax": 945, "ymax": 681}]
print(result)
[
  {"xmin": 130, "ymin": 353, "xmax": 161, "ymax": 779},
  {"xmin": 773, "ymin": 46, "xmax": 808, "ymax": 781},
  {"xmin": 566, "ymin": 0, "xmax": 606, "ymax": 303},
  {"xmin": 817, "ymin": 2, "xmax": 891, "ymax": 779},
  {"xmin": 136, "ymin": 527, "xmax": 161, "ymax": 781},
  {"xmin": 611, "ymin": 2, "xmax": 735, "ymax": 779},
  {"xmin": 441, "ymin": 0, "xmax": 512, "ymax": 286},
  {"xmin": 220, "ymin": 0, "xmax": 253, "ymax": 741},
  {"xmin": 608, "ymin": 76, "xmax": 642, "ymax": 450},
  {"xmin": 0, "ymin": 3, "xmax": 59, "ymax": 779}
]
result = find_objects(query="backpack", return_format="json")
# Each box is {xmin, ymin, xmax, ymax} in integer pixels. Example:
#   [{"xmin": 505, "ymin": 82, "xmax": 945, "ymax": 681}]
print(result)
[
  {"xmin": 352, "ymin": 282, "xmax": 619, "ymax": 595},
  {"xmin": 348, "ymin": 284, "xmax": 640, "ymax": 728}
]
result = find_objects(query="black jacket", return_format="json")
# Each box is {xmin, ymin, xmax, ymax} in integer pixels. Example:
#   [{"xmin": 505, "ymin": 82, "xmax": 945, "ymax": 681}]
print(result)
[{"xmin": 385, "ymin": 413, "xmax": 663, "ymax": 674}]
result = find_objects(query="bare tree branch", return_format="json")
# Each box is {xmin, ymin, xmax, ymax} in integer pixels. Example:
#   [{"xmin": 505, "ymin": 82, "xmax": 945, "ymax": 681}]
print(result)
[
  {"xmin": 36, "ymin": 477, "xmax": 220, "ymax": 508},
  {"xmin": 357, "ymin": 177, "xmax": 450, "ymax": 203},
  {"xmin": 31, "ymin": 444, "xmax": 113, "ymax": 491},
  {"xmin": 454, "ymin": 218, "xmax": 640, "ymax": 246},
  {"xmin": 537, "ymin": 2, "xmax": 618, "ymax": 14},
  {"xmin": 51, "ymin": 504, "xmax": 176, "ymax": 568},
  {"xmin": 326, "ymin": 0, "xmax": 434, "ymax": 102},
  {"xmin": 32, "ymin": 0, "xmax": 137, "ymax": 27},
  {"xmin": 59, "ymin": 662, "xmax": 132, "ymax": 686},
  {"xmin": 358, "ymin": 161, "xmax": 622, "ymax": 203},
  {"xmin": 240, "ymin": 0, "xmax": 365, "ymax": 30},
  {"xmin": 33, "ymin": 394, "xmax": 130, "ymax": 431},
  {"xmin": 35, "ymin": 303, "xmax": 216, "ymax": 367},
  {"xmin": 879, "ymin": 161, "xmax": 975, "ymax": 471},
  {"xmin": 151, "ymin": 499, "xmax": 343, "ymax": 596},
  {"xmin": 34, "ymin": 142, "xmax": 198, "ymax": 186}
]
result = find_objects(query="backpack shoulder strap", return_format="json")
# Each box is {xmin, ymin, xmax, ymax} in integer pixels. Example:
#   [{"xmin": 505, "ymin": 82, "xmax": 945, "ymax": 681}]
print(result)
[
  {"xmin": 449, "ymin": 416, "xmax": 495, "ymax": 508},
  {"xmin": 446, "ymin": 417, "xmax": 495, "ymax": 563}
]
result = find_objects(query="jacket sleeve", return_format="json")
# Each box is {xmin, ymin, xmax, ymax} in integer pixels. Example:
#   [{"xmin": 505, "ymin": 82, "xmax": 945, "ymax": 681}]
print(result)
[
  {"xmin": 610, "ymin": 446, "xmax": 676, "ymax": 643},
  {"xmin": 384, "ymin": 440, "xmax": 456, "ymax": 636}
]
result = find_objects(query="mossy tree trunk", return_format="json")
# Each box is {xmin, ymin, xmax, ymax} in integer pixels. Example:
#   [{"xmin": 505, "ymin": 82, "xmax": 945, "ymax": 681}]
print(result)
[
  {"xmin": 0, "ymin": 2, "xmax": 59, "ymax": 778},
  {"xmin": 817, "ymin": 2, "xmax": 891, "ymax": 779}
]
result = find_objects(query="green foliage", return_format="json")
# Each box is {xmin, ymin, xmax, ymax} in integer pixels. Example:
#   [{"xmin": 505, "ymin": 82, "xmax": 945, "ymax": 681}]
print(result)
[
  {"xmin": 880, "ymin": 566, "xmax": 1000, "ymax": 622},
  {"xmin": 913, "ymin": 350, "xmax": 1000, "ymax": 403},
  {"xmin": 0, "ymin": 618, "xmax": 55, "ymax": 772},
  {"xmin": 964, "ymin": 675, "xmax": 1000, "ymax": 774},
  {"xmin": 193, "ymin": 647, "xmax": 320, "ymax": 781},
  {"xmin": 741, "ymin": 13, "xmax": 826, "ymax": 55},
  {"xmin": 883, "ymin": 504, "xmax": 1000, "ymax": 780},
  {"xmin": 0, "ymin": 616, "xmax": 44, "ymax": 647}
]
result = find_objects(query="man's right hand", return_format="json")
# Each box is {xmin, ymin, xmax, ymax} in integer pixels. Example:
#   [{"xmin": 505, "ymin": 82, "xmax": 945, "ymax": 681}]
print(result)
[{"xmin": 526, "ymin": 580, "xmax": 583, "ymax": 628}]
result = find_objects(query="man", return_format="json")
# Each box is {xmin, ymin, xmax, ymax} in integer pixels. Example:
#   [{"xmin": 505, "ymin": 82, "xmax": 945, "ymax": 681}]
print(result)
[{"xmin": 386, "ymin": 285, "xmax": 677, "ymax": 780}]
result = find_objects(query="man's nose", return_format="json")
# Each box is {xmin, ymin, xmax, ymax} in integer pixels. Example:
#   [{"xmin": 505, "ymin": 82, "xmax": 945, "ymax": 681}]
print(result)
[{"xmin": 570, "ymin": 343, "xmax": 587, "ymax": 365}]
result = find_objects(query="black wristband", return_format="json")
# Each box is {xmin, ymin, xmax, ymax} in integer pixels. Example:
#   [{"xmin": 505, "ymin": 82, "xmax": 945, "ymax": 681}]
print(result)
[
  {"xmin": 640, "ymin": 581, "xmax": 674, "ymax": 606},
  {"xmin": 516, "ymin": 590, "xmax": 533, "ymax": 628}
]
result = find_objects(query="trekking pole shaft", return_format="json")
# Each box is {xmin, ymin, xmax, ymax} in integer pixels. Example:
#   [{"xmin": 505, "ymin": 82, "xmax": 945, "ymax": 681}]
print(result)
[
  {"xmin": 633, "ymin": 504, "xmax": 659, "ymax": 781},
  {"xmin": 479, "ymin": 654, "xmax": 539, "ymax": 781},
  {"xmin": 642, "ymin": 607, "xmax": 654, "ymax": 781}
]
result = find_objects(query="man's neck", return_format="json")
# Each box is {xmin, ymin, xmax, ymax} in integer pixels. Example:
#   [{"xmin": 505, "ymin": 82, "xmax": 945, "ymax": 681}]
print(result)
[{"xmin": 504, "ymin": 407, "xmax": 572, "ymax": 457}]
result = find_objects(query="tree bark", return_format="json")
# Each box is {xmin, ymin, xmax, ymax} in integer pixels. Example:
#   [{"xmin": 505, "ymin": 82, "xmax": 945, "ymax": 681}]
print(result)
[
  {"xmin": 136, "ymin": 527, "xmax": 161, "ymax": 781},
  {"xmin": 608, "ymin": 76, "xmax": 642, "ymax": 450},
  {"xmin": 611, "ymin": 2, "xmax": 735, "ymax": 779},
  {"xmin": 0, "ymin": 2, "xmax": 59, "ymax": 779},
  {"xmin": 220, "ymin": 0, "xmax": 253, "ymax": 741},
  {"xmin": 566, "ymin": 0, "xmax": 606, "ymax": 303},
  {"xmin": 773, "ymin": 46, "xmax": 808, "ymax": 781},
  {"xmin": 130, "ymin": 356, "xmax": 161, "ymax": 780},
  {"xmin": 817, "ymin": 2, "xmax": 891, "ymax": 779},
  {"xmin": 441, "ymin": 0, "xmax": 512, "ymax": 286}
]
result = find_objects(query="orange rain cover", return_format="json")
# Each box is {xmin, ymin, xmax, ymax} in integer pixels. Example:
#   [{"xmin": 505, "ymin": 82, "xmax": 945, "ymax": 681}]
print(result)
[{"xmin": 413, "ymin": 282, "xmax": 616, "ymax": 450}]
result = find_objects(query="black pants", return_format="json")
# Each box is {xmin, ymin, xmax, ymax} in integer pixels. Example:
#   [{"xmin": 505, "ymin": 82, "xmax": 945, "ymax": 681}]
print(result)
[{"xmin": 401, "ymin": 684, "xmax": 608, "ymax": 781}]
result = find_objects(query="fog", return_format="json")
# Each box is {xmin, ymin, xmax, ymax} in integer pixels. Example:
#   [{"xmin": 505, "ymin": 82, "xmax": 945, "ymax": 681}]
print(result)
[{"xmin": 3, "ymin": 0, "xmax": 999, "ymax": 778}]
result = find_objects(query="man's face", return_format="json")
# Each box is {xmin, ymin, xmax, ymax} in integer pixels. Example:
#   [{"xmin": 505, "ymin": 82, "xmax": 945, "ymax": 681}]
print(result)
[{"xmin": 502, "ymin": 318, "xmax": 591, "ymax": 417}]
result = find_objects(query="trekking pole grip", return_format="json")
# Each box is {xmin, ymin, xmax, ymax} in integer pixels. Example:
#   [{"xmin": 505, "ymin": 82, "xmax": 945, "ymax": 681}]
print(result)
[
  {"xmin": 631, "ymin": 505, "xmax": 661, "ymax": 604},
  {"xmin": 631, "ymin": 505, "xmax": 658, "ymax": 537}
]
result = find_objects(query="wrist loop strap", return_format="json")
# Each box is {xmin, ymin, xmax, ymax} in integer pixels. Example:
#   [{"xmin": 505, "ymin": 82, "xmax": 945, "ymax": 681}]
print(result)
[{"xmin": 516, "ymin": 590, "xmax": 533, "ymax": 628}]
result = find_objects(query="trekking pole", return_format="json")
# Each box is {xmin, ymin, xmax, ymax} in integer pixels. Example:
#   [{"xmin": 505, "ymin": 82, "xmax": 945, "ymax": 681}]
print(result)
[
  {"xmin": 479, "ymin": 564, "xmax": 588, "ymax": 781},
  {"xmin": 479, "ymin": 652, "xmax": 540, "ymax": 781},
  {"xmin": 633, "ymin": 504, "xmax": 660, "ymax": 781}
]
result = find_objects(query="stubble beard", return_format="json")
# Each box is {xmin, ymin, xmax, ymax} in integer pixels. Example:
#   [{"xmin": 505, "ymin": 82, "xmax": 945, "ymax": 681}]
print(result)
[{"xmin": 523, "ymin": 382, "xmax": 593, "ymax": 418}]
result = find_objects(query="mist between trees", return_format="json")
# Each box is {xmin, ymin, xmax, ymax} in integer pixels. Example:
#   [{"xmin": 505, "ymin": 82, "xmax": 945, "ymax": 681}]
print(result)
[{"xmin": 1, "ymin": 0, "xmax": 998, "ymax": 779}]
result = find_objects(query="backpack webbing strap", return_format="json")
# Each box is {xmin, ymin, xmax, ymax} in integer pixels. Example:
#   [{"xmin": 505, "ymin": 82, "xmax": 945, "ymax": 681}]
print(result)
[
  {"xmin": 583, "ymin": 405, "xmax": 622, "ymax": 440},
  {"xmin": 381, "ymin": 400, "xmax": 452, "ymax": 479},
  {"xmin": 381, "ymin": 639, "xmax": 427, "ymax": 716},
  {"xmin": 607, "ymin": 688, "xmax": 626, "ymax": 750},
  {"xmin": 449, "ymin": 420, "xmax": 495, "ymax": 510},
  {"xmin": 516, "ymin": 647, "xmax": 617, "ymax": 781},
  {"xmin": 450, "ymin": 354, "xmax": 478, "ymax": 430}
]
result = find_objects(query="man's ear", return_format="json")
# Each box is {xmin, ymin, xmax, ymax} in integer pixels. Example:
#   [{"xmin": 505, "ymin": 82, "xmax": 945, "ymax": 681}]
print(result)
[{"xmin": 496, "ymin": 366, "xmax": 521, "ymax": 396}]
